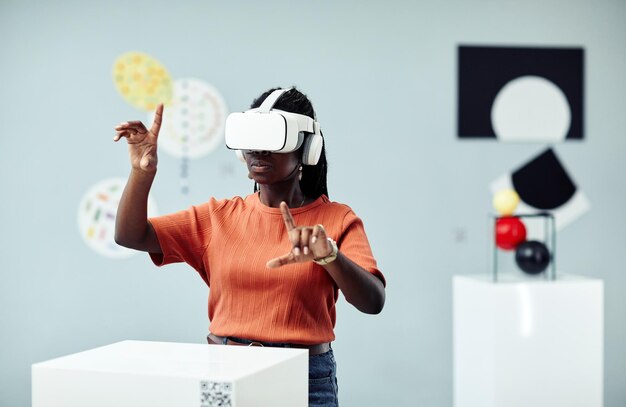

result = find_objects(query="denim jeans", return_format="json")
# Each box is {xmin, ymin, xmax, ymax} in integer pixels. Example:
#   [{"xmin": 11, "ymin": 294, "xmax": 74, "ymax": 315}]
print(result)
[{"xmin": 309, "ymin": 348, "xmax": 339, "ymax": 407}]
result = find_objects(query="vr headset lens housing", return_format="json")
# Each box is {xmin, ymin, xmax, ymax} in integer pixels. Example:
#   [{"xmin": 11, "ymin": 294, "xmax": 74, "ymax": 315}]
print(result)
[{"xmin": 224, "ymin": 109, "xmax": 307, "ymax": 153}]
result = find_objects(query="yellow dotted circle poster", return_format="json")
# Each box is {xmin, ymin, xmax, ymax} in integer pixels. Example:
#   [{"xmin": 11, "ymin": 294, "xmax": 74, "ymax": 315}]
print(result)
[{"xmin": 112, "ymin": 52, "xmax": 174, "ymax": 111}]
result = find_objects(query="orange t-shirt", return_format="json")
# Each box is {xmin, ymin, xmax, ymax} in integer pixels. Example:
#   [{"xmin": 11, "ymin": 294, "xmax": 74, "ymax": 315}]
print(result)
[{"xmin": 148, "ymin": 193, "xmax": 385, "ymax": 345}]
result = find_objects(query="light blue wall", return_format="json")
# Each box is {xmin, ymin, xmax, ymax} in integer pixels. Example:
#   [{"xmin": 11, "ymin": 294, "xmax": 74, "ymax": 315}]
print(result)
[{"xmin": 1, "ymin": 0, "xmax": 625, "ymax": 405}]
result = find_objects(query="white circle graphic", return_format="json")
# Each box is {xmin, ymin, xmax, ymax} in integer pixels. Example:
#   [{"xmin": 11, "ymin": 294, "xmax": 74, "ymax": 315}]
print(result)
[
  {"xmin": 151, "ymin": 78, "xmax": 228, "ymax": 159},
  {"xmin": 77, "ymin": 178, "xmax": 158, "ymax": 258},
  {"xmin": 491, "ymin": 75, "xmax": 571, "ymax": 142}
]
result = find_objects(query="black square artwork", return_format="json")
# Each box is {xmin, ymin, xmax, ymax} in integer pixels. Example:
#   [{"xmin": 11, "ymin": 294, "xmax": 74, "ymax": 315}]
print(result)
[
  {"xmin": 458, "ymin": 45, "xmax": 584, "ymax": 141},
  {"xmin": 512, "ymin": 148, "xmax": 576, "ymax": 210}
]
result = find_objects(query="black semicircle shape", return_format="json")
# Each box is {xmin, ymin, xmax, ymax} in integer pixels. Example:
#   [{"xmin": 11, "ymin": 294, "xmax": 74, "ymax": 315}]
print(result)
[{"xmin": 511, "ymin": 148, "xmax": 577, "ymax": 210}]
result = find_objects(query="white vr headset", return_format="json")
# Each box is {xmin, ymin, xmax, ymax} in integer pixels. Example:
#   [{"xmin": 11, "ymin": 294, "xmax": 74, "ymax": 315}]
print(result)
[{"xmin": 224, "ymin": 88, "xmax": 324, "ymax": 165}]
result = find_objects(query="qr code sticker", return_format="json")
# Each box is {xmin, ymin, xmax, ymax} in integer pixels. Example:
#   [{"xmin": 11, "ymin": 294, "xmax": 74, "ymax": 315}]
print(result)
[{"xmin": 200, "ymin": 381, "xmax": 233, "ymax": 407}]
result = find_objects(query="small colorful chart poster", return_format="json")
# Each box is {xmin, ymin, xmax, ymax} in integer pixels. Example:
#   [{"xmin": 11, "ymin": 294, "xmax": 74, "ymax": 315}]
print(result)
[{"xmin": 78, "ymin": 178, "xmax": 158, "ymax": 258}]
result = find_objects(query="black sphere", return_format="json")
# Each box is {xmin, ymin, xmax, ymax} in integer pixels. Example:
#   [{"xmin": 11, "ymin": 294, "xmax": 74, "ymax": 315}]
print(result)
[{"xmin": 514, "ymin": 240, "xmax": 551, "ymax": 275}]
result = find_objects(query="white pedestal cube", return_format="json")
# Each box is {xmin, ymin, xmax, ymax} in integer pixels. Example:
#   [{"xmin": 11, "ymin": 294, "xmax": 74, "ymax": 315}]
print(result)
[
  {"xmin": 32, "ymin": 340, "xmax": 308, "ymax": 407},
  {"xmin": 453, "ymin": 274, "xmax": 603, "ymax": 407}
]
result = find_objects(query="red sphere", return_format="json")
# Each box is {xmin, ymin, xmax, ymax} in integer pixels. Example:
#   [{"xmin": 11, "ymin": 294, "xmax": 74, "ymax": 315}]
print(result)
[{"xmin": 495, "ymin": 217, "xmax": 527, "ymax": 251}]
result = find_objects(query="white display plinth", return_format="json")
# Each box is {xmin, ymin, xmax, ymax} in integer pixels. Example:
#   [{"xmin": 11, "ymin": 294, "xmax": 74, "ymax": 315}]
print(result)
[
  {"xmin": 453, "ymin": 274, "xmax": 603, "ymax": 407},
  {"xmin": 32, "ymin": 340, "xmax": 308, "ymax": 407}
]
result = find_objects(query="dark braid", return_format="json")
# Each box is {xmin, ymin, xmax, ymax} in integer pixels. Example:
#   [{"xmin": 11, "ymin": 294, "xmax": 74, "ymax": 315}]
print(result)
[{"xmin": 250, "ymin": 87, "xmax": 329, "ymax": 199}]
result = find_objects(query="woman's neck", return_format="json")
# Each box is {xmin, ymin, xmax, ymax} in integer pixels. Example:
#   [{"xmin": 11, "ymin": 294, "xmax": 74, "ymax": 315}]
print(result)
[{"xmin": 258, "ymin": 182, "xmax": 307, "ymax": 208}]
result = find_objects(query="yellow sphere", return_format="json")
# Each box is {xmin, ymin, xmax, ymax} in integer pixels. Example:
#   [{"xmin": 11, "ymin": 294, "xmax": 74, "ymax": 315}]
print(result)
[{"xmin": 493, "ymin": 188, "xmax": 520, "ymax": 216}]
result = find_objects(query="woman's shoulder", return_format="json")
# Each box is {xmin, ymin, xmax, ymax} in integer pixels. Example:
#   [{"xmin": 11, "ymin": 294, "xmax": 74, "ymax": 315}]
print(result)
[
  {"xmin": 312, "ymin": 196, "xmax": 370, "ymax": 235},
  {"xmin": 315, "ymin": 195, "xmax": 357, "ymax": 215}
]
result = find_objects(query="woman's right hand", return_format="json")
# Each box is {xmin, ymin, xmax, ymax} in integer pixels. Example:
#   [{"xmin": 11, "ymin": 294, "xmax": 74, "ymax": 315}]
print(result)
[{"xmin": 114, "ymin": 104, "xmax": 163, "ymax": 172}]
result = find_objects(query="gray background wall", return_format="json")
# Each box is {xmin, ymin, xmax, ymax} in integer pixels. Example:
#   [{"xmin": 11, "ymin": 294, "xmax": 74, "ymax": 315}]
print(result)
[{"xmin": 1, "ymin": 0, "xmax": 625, "ymax": 405}]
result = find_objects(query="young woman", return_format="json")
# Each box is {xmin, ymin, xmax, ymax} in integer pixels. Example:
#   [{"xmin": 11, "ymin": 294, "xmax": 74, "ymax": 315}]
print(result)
[{"xmin": 114, "ymin": 87, "xmax": 386, "ymax": 407}]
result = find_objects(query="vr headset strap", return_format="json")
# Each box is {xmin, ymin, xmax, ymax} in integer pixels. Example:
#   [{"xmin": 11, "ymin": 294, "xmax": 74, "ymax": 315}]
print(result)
[{"xmin": 258, "ymin": 88, "xmax": 293, "ymax": 112}]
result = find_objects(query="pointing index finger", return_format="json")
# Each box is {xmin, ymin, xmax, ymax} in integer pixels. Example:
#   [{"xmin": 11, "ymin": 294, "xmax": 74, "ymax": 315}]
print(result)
[
  {"xmin": 150, "ymin": 103, "xmax": 164, "ymax": 136},
  {"xmin": 280, "ymin": 201, "xmax": 296, "ymax": 231}
]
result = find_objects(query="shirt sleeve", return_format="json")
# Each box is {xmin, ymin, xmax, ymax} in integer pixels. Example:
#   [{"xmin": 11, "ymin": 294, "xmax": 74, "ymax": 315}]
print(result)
[
  {"xmin": 337, "ymin": 210, "xmax": 386, "ymax": 287},
  {"xmin": 148, "ymin": 202, "xmax": 212, "ymax": 284}
]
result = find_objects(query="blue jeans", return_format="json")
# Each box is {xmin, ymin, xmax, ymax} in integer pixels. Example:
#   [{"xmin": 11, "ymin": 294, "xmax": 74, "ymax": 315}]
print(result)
[{"xmin": 309, "ymin": 348, "xmax": 339, "ymax": 407}]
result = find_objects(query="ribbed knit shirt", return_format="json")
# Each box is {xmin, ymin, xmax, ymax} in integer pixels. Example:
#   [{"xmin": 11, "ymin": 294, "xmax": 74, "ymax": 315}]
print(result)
[{"xmin": 148, "ymin": 193, "xmax": 385, "ymax": 345}]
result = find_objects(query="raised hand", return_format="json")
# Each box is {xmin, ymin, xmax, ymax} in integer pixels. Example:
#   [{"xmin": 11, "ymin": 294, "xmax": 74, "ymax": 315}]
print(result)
[
  {"xmin": 266, "ymin": 202, "xmax": 333, "ymax": 268},
  {"xmin": 113, "ymin": 104, "xmax": 163, "ymax": 172}
]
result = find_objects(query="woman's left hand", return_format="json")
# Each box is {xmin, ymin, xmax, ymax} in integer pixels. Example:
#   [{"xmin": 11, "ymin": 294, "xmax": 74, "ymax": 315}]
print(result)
[{"xmin": 266, "ymin": 202, "xmax": 333, "ymax": 268}]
